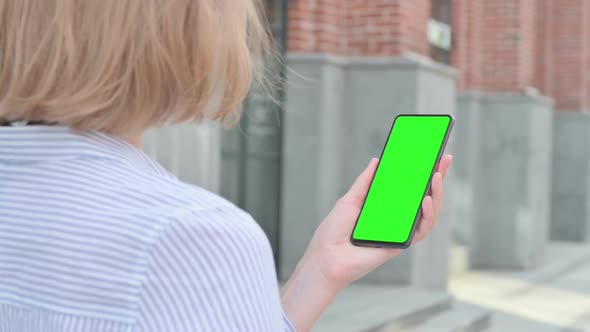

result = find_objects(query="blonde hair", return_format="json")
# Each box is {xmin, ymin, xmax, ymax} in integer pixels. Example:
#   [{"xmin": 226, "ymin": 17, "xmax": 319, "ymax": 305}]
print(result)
[{"xmin": 0, "ymin": 0, "xmax": 273, "ymax": 136}]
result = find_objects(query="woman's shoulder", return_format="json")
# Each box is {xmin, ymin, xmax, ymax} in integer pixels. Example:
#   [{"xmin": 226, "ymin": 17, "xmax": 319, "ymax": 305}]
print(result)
[
  {"xmin": 139, "ymin": 178, "xmax": 270, "ymax": 246},
  {"xmin": 143, "ymin": 180, "xmax": 276, "ymax": 279},
  {"xmin": 77, "ymin": 159, "xmax": 247, "ymax": 223}
]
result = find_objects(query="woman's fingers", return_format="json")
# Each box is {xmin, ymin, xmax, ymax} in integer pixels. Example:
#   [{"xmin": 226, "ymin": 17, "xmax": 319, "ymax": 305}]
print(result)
[
  {"xmin": 439, "ymin": 154, "xmax": 453, "ymax": 179},
  {"xmin": 415, "ymin": 196, "xmax": 434, "ymax": 241},
  {"xmin": 343, "ymin": 158, "xmax": 379, "ymax": 205},
  {"xmin": 432, "ymin": 154, "xmax": 451, "ymax": 219},
  {"xmin": 414, "ymin": 155, "xmax": 452, "ymax": 243},
  {"xmin": 431, "ymin": 172, "xmax": 443, "ymax": 219}
]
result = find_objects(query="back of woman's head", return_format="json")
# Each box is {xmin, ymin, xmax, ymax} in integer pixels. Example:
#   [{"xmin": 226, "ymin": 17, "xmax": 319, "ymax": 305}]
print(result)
[{"xmin": 0, "ymin": 0, "xmax": 271, "ymax": 135}]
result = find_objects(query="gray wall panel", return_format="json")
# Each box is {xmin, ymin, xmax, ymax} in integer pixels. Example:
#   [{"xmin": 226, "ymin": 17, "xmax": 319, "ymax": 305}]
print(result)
[
  {"xmin": 464, "ymin": 92, "xmax": 553, "ymax": 269},
  {"xmin": 281, "ymin": 53, "xmax": 456, "ymax": 288},
  {"xmin": 551, "ymin": 112, "xmax": 590, "ymax": 242}
]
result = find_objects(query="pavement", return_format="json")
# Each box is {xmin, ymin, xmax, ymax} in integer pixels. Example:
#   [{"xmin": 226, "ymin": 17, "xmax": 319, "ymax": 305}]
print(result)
[
  {"xmin": 313, "ymin": 285, "xmax": 451, "ymax": 332},
  {"xmin": 449, "ymin": 242, "xmax": 590, "ymax": 332},
  {"xmin": 310, "ymin": 242, "xmax": 590, "ymax": 331}
]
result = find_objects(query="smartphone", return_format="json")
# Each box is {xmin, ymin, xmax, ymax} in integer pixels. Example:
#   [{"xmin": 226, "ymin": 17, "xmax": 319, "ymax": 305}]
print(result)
[{"xmin": 350, "ymin": 114, "xmax": 454, "ymax": 249}]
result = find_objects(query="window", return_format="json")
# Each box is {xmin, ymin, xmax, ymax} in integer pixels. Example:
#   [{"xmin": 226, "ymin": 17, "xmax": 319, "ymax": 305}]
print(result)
[{"xmin": 429, "ymin": 0, "xmax": 453, "ymax": 64}]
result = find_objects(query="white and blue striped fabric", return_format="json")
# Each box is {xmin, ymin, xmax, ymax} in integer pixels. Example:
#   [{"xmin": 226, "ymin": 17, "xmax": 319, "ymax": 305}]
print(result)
[{"xmin": 0, "ymin": 125, "xmax": 295, "ymax": 332}]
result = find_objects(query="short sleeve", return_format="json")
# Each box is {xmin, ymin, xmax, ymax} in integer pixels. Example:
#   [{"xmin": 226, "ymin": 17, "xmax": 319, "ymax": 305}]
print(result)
[{"xmin": 134, "ymin": 206, "xmax": 293, "ymax": 332}]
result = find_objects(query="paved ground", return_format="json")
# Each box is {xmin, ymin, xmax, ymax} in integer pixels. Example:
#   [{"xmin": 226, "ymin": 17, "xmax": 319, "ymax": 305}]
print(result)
[
  {"xmin": 313, "ymin": 285, "xmax": 451, "ymax": 332},
  {"xmin": 449, "ymin": 242, "xmax": 590, "ymax": 332},
  {"xmin": 310, "ymin": 242, "xmax": 590, "ymax": 331}
]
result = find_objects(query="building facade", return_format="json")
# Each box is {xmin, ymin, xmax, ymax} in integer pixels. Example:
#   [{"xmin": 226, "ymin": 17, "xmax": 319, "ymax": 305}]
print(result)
[
  {"xmin": 144, "ymin": 0, "xmax": 590, "ymax": 287},
  {"xmin": 283, "ymin": 0, "xmax": 590, "ymax": 275}
]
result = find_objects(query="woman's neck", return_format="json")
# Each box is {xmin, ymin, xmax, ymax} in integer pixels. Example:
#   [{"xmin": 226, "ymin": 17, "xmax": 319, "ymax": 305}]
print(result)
[{"xmin": 117, "ymin": 132, "xmax": 144, "ymax": 148}]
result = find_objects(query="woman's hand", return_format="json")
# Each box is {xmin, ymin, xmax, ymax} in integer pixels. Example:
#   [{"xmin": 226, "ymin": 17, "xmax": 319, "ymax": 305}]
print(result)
[
  {"xmin": 304, "ymin": 154, "xmax": 453, "ymax": 288},
  {"xmin": 281, "ymin": 155, "xmax": 452, "ymax": 332}
]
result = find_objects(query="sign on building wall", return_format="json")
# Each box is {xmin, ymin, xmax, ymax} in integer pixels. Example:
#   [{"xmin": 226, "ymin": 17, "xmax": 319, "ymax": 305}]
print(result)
[{"xmin": 428, "ymin": 19, "xmax": 452, "ymax": 51}]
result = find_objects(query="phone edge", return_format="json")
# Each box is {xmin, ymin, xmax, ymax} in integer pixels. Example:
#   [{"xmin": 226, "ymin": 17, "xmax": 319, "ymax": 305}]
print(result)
[{"xmin": 349, "ymin": 114, "xmax": 455, "ymax": 249}]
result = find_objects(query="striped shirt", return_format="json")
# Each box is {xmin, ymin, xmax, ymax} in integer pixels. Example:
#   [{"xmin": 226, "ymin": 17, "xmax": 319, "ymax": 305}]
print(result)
[{"xmin": 0, "ymin": 125, "xmax": 295, "ymax": 332}]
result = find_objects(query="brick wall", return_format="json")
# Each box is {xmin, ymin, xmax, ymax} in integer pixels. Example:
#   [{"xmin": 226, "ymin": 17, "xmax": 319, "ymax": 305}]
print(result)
[
  {"xmin": 519, "ymin": 0, "xmax": 536, "ymax": 91},
  {"xmin": 477, "ymin": 0, "xmax": 536, "ymax": 91},
  {"xmin": 399, "ymin": 0, "xmax": 430, "ymax": 56},
  {"xmin": 549, "ymin": 0, "xmax": 589, "ymax": 111},
  {"xmin": 287, "ymin": 0, "xmax": 590, "ymax": 111},
  {"xmin": 346, "ymin": 0, "xmax": 401, "ymax": 55},
  {"xmin": 587, "ymin": 1, "xmax": 590, "ymax": 112},
  {"xmin": 451, "ymin": 0, "xmax": 483, "ymax": 89},
  {"xmin": 478, "ymin": 0, "xmax": 519, "ymax": 91},
  {"xmin": 534, "ymin": 0, "xmax": 554, "ymax": 97},
  {"xmin": 583, "ymin": 0, "xmax": 590, "ymax": 111},
  {"xmin": 562, "ymin": 0, "xmax": 590, "ymax": 111},
  {"xmin": 288, "ymin": 0, "xmax": 429, "ymax": 56},
  {"xmin": 288, "ymin": 0, "xmax": 344, "ymax": 53},
  {"xmin": 451, "ymin": 0, "xmax": 590, "ymax": 110}
]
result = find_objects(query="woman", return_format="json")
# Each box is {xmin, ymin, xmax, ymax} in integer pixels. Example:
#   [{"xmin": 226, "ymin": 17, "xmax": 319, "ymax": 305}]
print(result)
[{"xmin": 0, "ymin": 0, "xmax": 452, "ymax": 331}]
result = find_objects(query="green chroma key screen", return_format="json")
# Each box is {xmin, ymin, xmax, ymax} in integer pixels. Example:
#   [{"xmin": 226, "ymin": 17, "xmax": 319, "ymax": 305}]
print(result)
[{"xmin": 352, "ymin": 115, "xmax": 452, "ymax": 246}]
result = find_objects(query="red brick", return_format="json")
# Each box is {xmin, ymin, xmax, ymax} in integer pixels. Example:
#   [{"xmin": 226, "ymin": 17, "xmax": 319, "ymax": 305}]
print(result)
[
  {"xmin": 287, "ymin": 0, "xmax": 590, "ymax": 111},
  {"xmin": 546, "ymin": 0, "xmax": 590, "ymax": 111},
  {"xmin": 287, "ymin": 0, "xmax": 429, "ymax": 56}
]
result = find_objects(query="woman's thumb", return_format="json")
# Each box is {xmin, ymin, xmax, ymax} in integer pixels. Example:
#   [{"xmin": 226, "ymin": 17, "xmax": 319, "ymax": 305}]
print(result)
[{"xmin": 344, "ymin": 158, "xmax": 379, "ymax": 204}]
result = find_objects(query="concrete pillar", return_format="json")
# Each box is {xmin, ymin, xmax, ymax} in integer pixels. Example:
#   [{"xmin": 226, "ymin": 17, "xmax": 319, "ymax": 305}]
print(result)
[
  {"xmin": 551, "ymin": 112, "xmax": 590, "ymax": 242},
  {"xmin": 546, "ymin": 1, "xmax": 590, "ymax": 243},
  {"xmin": 280, "ymin": 53, "xmax": 347, "ymax": 280},
  {"xmin": 465, "ymin": 91, "xmax": 553, "ymax": 269},
  {"xmin": 451, "ymin": 92, "xmax": 482, "ymax": 246},
  {"xmin": 280, "ymin": 53, "xmax": 457, "ymax": 289},
  {"xmin": 143, "ymin": 123, "xmax": 222, "ymax": 193}
]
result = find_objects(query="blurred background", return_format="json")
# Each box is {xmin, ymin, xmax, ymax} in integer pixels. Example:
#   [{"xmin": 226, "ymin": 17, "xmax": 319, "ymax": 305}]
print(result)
[{"xmin": 144, "ymin": 0, "xmax": 590, "ymax": 331}]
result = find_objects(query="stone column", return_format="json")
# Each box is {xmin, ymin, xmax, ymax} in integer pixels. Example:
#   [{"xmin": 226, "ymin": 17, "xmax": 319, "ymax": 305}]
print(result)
[
  {"xmin": 466, "ymin": 91, "xmax": 553, "ymax": 269},
  {"xmin": 143, "ymin": 123, "xmax": 222, "ymax": 193},
  {"xmin": 280, "ymin": 53, "xmax": 347, "ymax": 279},
  {"xmin": 544, "ymin": 0, "xmax": 590, "ymax": 243},
  {"xmin": 280, "ymin": 53, "xmax": 457, "ymax": 289},
  {"xmin": 551, "ymin": 112, "xmax": 590, "ymax": 242},
  {"xmin": 451, "ymin": 92, "xmax": 482, "ymax": 247}
]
